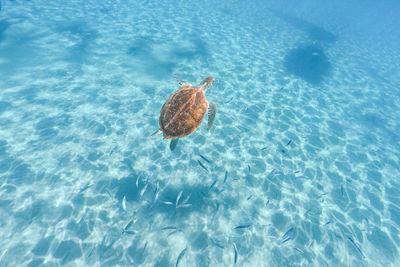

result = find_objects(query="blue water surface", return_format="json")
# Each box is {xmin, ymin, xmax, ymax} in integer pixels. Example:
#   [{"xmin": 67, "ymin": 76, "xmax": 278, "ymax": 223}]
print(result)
[{"xmin": 1, "ymin": 0, "xmax": 400, "ymax": 266}]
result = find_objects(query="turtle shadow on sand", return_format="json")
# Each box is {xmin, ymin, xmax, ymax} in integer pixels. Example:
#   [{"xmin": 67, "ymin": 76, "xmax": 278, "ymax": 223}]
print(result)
[
  {"xmin": 269, "ymin": 9, "xmax": 335, "ymax": 85},
  {"xmin": 284, "ymin": 44, "xmax": 332, "ymax": 85}
]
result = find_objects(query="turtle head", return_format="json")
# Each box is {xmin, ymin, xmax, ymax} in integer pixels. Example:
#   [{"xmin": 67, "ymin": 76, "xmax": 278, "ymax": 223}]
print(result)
[{"xmin": 199, "ymin": 77, "xmax": 214, "ymax": 92}]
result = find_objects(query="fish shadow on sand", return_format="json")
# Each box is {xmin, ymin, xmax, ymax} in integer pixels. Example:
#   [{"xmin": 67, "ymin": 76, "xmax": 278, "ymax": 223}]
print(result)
[
  {"xmin": 284, "ymin": 44, "xmax": 332, "ymax": 85},
  {"xmin": 269, "ymin": 8, "xmax": 338, "ymax": 43},
  {"xmin": 102, "ymin": 170, "xmax": 227, "ymax": 223}
]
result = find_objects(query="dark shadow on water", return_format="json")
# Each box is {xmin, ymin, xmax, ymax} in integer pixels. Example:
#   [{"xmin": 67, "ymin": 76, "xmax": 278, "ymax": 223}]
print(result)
[
  {"xmin": 284, "ymin": 44, "xmax": 332, "ymax": 85},
  {"xmin": 269, "ymin": 9, "xmax": 338, "ymax": 43}
]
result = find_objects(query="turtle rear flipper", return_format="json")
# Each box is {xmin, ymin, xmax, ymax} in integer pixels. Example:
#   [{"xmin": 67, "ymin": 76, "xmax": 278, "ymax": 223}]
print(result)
[
  {"xmin": 175, "ymin": 78, "xmax": 192, "ymax": 87},
  {"xmin": 150, "ymin": 129, "xmax": 162, "ymax": 137},
  {"xmin": 170, "ymin": 139, "xmax": 179, "ymax": 151},
  {"xmin": 207, "ymin": 102, "xmax": 216, "ymax": 130}
]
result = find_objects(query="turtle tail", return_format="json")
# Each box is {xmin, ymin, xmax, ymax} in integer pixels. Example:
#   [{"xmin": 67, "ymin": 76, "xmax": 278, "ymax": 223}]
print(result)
[{"xmin": 150, "ymin": 129, "xmax": 162, "ymax": 138}]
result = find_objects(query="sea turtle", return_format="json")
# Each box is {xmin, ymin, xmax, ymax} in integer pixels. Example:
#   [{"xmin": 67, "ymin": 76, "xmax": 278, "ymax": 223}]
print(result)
[{"xmin": 152, "ymin": 77, "xmax": 217, "ymax": 150}]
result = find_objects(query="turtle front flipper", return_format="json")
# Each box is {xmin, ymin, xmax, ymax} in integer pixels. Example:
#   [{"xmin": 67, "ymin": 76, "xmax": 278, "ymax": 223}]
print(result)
[
  {"xmin": 175, "ymin": 78, "xmax": 192, "ymax": 87},
  {"xmin": 207, "ymin": 102, "xmax": 217, "ymax": 131},
  {"xmin": 170, "ymin": 138, "xmax": 179, "ymax": 151}
]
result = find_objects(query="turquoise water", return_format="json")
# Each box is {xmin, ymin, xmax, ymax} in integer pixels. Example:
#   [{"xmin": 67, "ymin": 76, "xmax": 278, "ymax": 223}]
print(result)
[{"xmin": 1, "ymin": 0, "xmax": 400, "ymax": 266}]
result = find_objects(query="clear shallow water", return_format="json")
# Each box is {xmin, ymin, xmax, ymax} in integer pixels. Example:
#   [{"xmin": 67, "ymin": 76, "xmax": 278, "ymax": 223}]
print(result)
[{"xmin": 0, "ymin": 0, "xmax": 400, "ymax": 266}]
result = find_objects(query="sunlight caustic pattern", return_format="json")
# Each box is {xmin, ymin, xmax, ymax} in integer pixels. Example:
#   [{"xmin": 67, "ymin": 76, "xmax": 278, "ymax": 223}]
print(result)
[{"xmin": 0, "ymin": 0, "xmax": 400, "ymax": 266}]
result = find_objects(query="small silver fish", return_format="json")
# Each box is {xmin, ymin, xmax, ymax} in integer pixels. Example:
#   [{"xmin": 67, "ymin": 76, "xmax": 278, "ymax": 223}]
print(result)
[
  {"xmin": 234, "ymin": 224, "xmax": 252, "ymax": 230},
  {"xmin": 109, "ymin": 146, "xmax": 117, "ymax": 156},
  {"xmin": 197, "ymin": 160, "xmax": 209, "ymax": 172},
  {"xmin": 161, "ymin": 226, "xmax": 177, "ymax": 231},
  {"xmin": 281, "ymin": 227, "xmax": 294, "ymax": 243},
  {"xmin": 176, "ymin": 191, "xmax": 183, "ymax": 207},
  {"xmin": 168, "ymin": 230, "xmax": 178, "ymax": 237},
  {"xmin": 136, "ymin": 174, "xmax": 140, "ymax": 188},
  {"xmin": 161, "ymin": 201, "xmax": 174, "ymax": 205},
  {"xmin": 181, "ymin": 193, "xmax": 191, "ymax": 205},
  {"xmin": 200, "ymin": 154, "xmax": 211, "ymax": 163},
  {"xmin": 152, "ymin": 182, "xmax": 160, "ymax": 204},
  {"xmin": 79, "ymin": 183, "xmax": 92, "ymax": 193},
  {"xmin": 233, "ymin": 242, "xmax": 238, "ymax": 264},
  {"xmin": 223, "ymin": 171, "xmax": 228, "ymax": 183},
  {"xmin": 140, "ymin": 184, "xmax": 148, "ymax": 198},
  {"xmin": 87, "ymin": 247, "xmax": 95, "ymax": 258},
  {"xmin": 124, "ymin": 220, "xmax": 133, "ymax": 231},
  {"xmin": 141, "ymin": 241, "xmax": 148, "ymax": 254},
  {"xmin": 208, "ymin": 180, "xmax": 217, "ymax": 193},
  {"xmin": 122, "ymin": 196, "xmax": 127, "ymax": 210},
  {"xmin": 176, "ymin": 247, "xmax": 187, "ymax": 267},
  {"xmin": 225, "ymin": 96, "xmax": 234, "ymax": 104},
  {"xmin": 294, "ymin": 247, "xmax": 304, "ymax": 254},
  {"xmin": 347, "ymin": 235, "xmax": 364, "ymax": 258}
]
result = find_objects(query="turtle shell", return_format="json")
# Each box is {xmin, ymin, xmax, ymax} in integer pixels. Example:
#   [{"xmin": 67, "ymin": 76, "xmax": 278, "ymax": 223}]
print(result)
[{"xmin": 159, "ymin": 87, "xmax": 208, "ymax": 139}]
